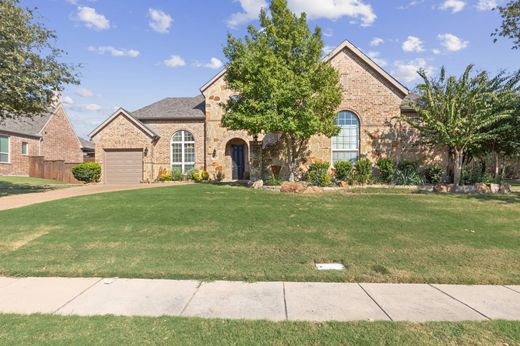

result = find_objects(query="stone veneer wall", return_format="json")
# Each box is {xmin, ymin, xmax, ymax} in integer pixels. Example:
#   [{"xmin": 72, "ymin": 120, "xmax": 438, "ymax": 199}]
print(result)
[
  {"xmin": 0, "ymin": 133, "xmax": 40, "ymax": 175},
  {"xmin": 91, "ymin": 113, "xmax": 155, "ymax": 183}
]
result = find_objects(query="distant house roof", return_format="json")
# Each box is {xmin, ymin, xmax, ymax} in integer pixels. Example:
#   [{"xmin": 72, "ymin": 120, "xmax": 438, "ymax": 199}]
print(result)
[
  {"xmin": 0, "ymin": 111, "xmax": 53, "ymax": 138},
  {"xmin": 401, "ymin": 93, "xmax": 421, "ymax": 112},
  {"xmin": 78, "ymin": 137, "xmax": 95, "ymax": 151},
  {"xmin": 132, "ymin": 95, "xmax": 206, "ymax": 120}
]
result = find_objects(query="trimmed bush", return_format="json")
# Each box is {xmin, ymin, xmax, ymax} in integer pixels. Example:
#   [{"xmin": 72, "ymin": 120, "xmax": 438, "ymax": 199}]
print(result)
[
  {"xmin": 353, "ymin": 159, "xmax": 373, "ymax": 184},
  {"xmin": 72, "ymin": 162, "xmax": 101, "ymax": 183},
  {"xmin": 393, "ymin": 161, "xmax": 423, "ymax": 185},
  {"xmin": 158, "ymin": 167, "xmax": 172, "ymax": 182},
  {"xmin": 192, "ymin": 170, "xmax": 202, "ymax": 182},
  {"xmin": 171, "ymin": 168, "xmax": 183, "ymax": 181},
  {"xmin": 265, "ymin": 174, "xmax": 283, "ymax": 186},
  {"xmin": 308, "ymin": 161, "xmax": 332, "ymax": 187},
  {"xmin": 334, "ymin": 161, "xmax": 353, "ymax": 182},
  {"xmin": 201, "ymin": 170, "xmax": 210, "ymax": 181},
  {"xmin": 423, "ymin": 165, "xmax": 443, "ymax": 184},
  {"xmin": 376, "ymin": 158, "xmax": 395, "ymax": 183}
]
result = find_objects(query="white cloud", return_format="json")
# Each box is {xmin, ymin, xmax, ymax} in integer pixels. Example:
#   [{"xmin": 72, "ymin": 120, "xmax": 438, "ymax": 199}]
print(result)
[
  {"xmin": 61, "ymin": 95, "xmax": 74, "ymax": 105},
  {"xmin": 164, "ymin": 55, "xmax": 186, "ymax": 68},
  {"xmin": 439, "ymin": 0, "xmax": 466, "ymax": 13},
  {"xmin": 76, "ymin": 6, "xmax": 110, "ymax": 30},
  {"xmin": 227, "ymin": 0, "xmax": 376, "ymax": 28},
  {"xmin": 432, "ymin": 48, "xmax": 442, "ymax": 55},
  {"xmin": 194, "ymin": 57, "xmax": 224, "ymax": 69},
  {"xmin": 287, "ymin": 0, "xmax": 377, "ymax": 27},
  {"xmin": 323, "ymin": 45, "xmax": 335, "ymax": 55},
  {"xmin": 227, "ymin": 0, "xmax": 267, "ymax": 28},
  {"xmin": 75, "ymin": 88, "xmax": 94, "ymax": 97},
  {"xmin": 88, "ymin": 46, "xmax": 140, "ymax": 57},
  {"xmin": 477, "ymin": 0, "xmax": 498, "ymax": 10},
  {"xmin": 392, "ymin": 58, "xmax": 434, "ymax": 83},
  {"xmin": 81, "ymin": 104, "xmax": 103, "ymax": 112},
  {"xmin": 148, "ymin": 8, "xmax": 172, "ymax": 33},
  {"xmin": 402, "ymin": 36, "xmax": 425, "ymax": 52},
  {"xmin": 438, "ymin": 33, "xmax": 468, "ymax": 51},
  {"xmin": 370, "ymin": 37, "xmax": 384, "ymax": 47},
  {"xmin": 367, "ymin": 51, "xmax": 387, "ymax": 67}
]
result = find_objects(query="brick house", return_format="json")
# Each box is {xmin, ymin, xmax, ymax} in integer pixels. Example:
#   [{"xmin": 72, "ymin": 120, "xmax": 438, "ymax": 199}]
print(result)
[
  {"xmin": 0, "ymin": 104, "xmax": 84, "ymax": 176},
  {"xmin": 90, "ymin": 40, "xmax": 427, "ymax": 184}
]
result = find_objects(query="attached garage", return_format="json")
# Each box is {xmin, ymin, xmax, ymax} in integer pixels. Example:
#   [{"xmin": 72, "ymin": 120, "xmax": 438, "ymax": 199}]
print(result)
[{"xmin": 104, "ymin": 150, "xmax": 143, "ymax": 184}]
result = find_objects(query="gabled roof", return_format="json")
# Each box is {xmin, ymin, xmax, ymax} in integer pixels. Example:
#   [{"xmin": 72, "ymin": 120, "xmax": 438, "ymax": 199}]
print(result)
[
  {"xmin": 89, "ymin": 108, "xmax": 159, "ymax": 139},
  {"xmin": 132, "ymin": 95, "xmax": 205, "ymax": 120},
  {"xmin": 0, "ymin": 110, "xmax": 54, "ymax": 138},
  {"xmin": 200, "ymin": 39, "xmax": 409, "ymax": 97},
  {"xmin": 78, "ymin": 137, "xmax": 95, "ymax": 150}
]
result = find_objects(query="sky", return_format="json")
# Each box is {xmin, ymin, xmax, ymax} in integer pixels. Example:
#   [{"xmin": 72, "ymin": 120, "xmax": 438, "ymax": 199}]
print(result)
[{"xmin": 20, "ymin": 0, "xmax": 519, "ymax": 138}]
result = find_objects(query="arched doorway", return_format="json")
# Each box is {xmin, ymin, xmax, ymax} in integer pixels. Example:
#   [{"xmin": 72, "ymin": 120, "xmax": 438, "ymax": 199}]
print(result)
[{"xmin": 225, "ymin": 138, "xmax": 249, "ymax": 180}]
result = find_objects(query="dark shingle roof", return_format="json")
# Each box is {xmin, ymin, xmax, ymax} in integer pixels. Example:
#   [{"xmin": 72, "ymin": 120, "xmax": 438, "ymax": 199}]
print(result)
[
  {"xmin": 132, "ymin": 95, "xmax": 205, "ymax": 120},
  {"xmin": 0, "ymin": 112, "xmax": 53, "ymax": 137},
  {"xmin": 401, "ymin": 93, "xmax": 421, "ymax": 111},
  {"xmin": 79, "ymin": 137, "xmax": 95, "ymax": 150}
]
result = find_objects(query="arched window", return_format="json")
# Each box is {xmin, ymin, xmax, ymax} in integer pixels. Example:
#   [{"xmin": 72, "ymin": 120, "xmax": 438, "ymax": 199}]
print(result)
[
  {"xmin": 171, "ymin": 131, "xmax": 195, "ymax": 173},
  {"xmin": 332, "ymin": 111, "xmax": 360, "ymax": 163}
]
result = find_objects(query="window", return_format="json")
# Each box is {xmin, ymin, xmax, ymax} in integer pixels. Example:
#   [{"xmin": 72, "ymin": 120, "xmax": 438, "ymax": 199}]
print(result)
[
  {"xmin": 22, "ymin": 142, "xmax": 28, "ymax": 155},
  {"xmin": 171, "ymin": 130, "xmax": 195, "ymax": 173},
  {"xmin": 332, "ymin": 111, "xmax": 360, "ymax": 163},
  {"xmin": 0, "ymin": 135, "xmax": 9, "ymax": 163}
]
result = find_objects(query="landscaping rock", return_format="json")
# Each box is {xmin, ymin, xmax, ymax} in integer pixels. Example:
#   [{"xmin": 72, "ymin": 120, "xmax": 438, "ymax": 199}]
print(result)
[
  {"xmin": 280, "ymin": 182, "xmax": 306, "ymax": 193},
  {"xmin": 475, "ymin": 183, "xmax": 491, "ymax": 194},
  {"xmin": 338, "ymin": 181, "xmax": 350, "ymax": 189},
  {"xmin": 434, "ymin": 184, "xmax": 449, "ymax": 193},
  {"xmin": 303, "ymin": 186, "xmax": 324, "ymax": 194},
  {"xmin": 489, "ymin": 184, "xmax": 500, "ymax": 194},
  {"xmin": 249, "ymin": 180, "xmax": 264, "ymax": 189},
  {"xmin": 499, "ymin": 183, "xmax": 512, "ymax": 194}
]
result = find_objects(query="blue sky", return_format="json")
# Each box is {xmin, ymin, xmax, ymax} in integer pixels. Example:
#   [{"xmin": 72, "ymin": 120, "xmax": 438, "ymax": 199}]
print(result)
[{"xmin": 20, "ymin": 0, "xmax": 518, "ymax": 138}]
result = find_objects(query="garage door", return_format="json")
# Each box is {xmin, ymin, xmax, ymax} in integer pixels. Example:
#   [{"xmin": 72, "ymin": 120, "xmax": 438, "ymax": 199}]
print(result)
[{"xmin": 104, "ymin": 150, "xmax": 143, "ymax": 184}]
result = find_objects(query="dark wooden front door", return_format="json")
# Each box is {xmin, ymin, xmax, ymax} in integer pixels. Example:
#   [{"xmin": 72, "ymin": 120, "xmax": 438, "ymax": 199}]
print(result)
[{"xmin": 231, "ymin": 144, "xmax": 245, "ymax": 180}]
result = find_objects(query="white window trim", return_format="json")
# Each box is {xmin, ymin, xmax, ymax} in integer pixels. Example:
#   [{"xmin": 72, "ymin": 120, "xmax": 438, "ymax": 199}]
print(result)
[
  {"xmin": 171, "ymin": 130, "xmax": 195, "ymax": 173},
  {"xmin": 331, "ymin": 112, "xmax": 360, "ymax": 164},
  {"xmin": 0, "ymin": 135, "xmax": 10, "ymax": 164},
  {"xmin": 21, "ymin": 142, "xmax": 29, "ymax": 156}
]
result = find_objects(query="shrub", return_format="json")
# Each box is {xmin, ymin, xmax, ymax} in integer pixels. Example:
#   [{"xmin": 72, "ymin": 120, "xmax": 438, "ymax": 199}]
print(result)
[
  {"xmin": 214, "ymin": 169, "xmax": 225, "ymax": 182},
  {"xmin": 201, "ymin": 170, "xmax": 210, "ymax": 181},
  {"xmin": 392, "ymin": 160, "xmax": 423, "ymax": 185},
  {"xmin": 171, "ymin": 168, "xmax": 183, "ymax": 181},
  {"xmin": 307, "ymin": 162, "xmax": 331, "ymax": 187},
  {"xmin": 461, "ymin": 167, "xmax": 495, "ymax": 185},
  {"xmin": 376, "ymin": 158, "xmax": 395, "ymax": 183},
  {"xmin": 265, "ymin": 174, "xmax": 283, "ymax": 186},
  {"xmin": 334, "ymin": 161, "xmax": 353, "ymax": 182},
  {"xmin": 192, "ymin": 170, "xmax": 202, "ymax": 182},
  {"xmin": 158, "ymin": 167, "xmax": 172, "ymax": 182},
  {"xmin": 353, "ymin": 159, "xmax": 373, "ymax": 184},
  {"xmin": 72, "ymin": 162, "xmax": 101, "ymax": 183},
  {"xmin": 423, "ymin": 165, "xmax": 443, "ymax": 184},
  {"xmin": 185, "ymin": 168, "xmax": 197, "ymax": 180}
]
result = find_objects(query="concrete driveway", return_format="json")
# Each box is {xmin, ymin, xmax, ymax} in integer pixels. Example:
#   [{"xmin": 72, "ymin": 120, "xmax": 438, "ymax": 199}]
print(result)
[{"xmin": 0, "ymin": 183, "xmax": 187, "ymax": 211}]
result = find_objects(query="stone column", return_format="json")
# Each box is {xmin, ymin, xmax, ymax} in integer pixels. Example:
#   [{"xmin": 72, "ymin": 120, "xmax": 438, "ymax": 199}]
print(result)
[{"xmin": 249, "ymin": 140, "xmax": 263, "ymax": 181}]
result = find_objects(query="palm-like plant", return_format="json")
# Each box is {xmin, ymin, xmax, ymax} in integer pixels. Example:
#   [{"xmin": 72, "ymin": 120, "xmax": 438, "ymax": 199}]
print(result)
[{"xmin": 404, "ymin": 65, "xmax": 515, "ymax": 186}]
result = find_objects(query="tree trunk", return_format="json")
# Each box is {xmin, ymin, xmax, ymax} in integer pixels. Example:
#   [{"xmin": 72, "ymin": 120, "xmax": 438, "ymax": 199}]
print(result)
[
  {"xmin": 494, "ymin": 151, "xmax": 500, "ymax": 180},
  {"xmin": 285, "ymin": 136, "xmax": 296, "ymax": 182},
  {"xmin": 453, "ymin": 148, "xmax": 464, "ymax": 186}
]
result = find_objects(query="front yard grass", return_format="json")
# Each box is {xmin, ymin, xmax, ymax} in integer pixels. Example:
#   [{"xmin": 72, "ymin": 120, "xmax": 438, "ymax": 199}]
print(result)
[
  {"xmin": 1, "ymin": 314, "xmax": 519, "ymax": 346},
  {"xmin": 0, "ymin": 176, "xmax": 67, "ymax": 197},
  {"xmin": 0, "ymin": 184, "xmax": 519, "ymax": 284}
]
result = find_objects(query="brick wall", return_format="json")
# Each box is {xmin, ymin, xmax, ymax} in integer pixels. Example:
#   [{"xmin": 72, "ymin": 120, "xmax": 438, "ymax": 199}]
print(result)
[
  {"xmin": 0, "ymin": 132, "xmax": 40, "ymax": 175},
  {"xmin": 40, "ymin": 105, "xmax": 83, "ymax": 163}
]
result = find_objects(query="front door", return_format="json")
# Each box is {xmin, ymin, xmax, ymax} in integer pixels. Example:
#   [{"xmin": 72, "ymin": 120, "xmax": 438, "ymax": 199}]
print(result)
[{"xmin": 231, "ymin": 144, "xmax": 245, "ymax": 180}]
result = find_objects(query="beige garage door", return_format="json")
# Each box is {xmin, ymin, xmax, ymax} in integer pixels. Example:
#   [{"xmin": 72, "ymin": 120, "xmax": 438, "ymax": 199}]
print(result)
[{"xmin": 104, "ymin": 150, "xmax": 143, "ymax": 184}]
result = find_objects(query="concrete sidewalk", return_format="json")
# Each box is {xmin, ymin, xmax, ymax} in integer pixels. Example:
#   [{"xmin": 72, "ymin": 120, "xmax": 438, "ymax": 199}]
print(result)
[
  {"xmin": 1, "ymin": 277, "xmax": 519, "ymax": 322},
  {"xmin": 0, "ymin": 182, "xmax": 187, "ymax": 211}
]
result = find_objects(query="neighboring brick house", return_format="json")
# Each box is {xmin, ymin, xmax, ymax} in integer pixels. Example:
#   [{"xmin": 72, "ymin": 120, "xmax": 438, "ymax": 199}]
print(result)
[
  {"xmin": 0, "ymin": 104, "xmax": 84, "ymax": 176},
  {"xmin": 90, "ymin": 40, "xmax": 427, "ymax": 184}
]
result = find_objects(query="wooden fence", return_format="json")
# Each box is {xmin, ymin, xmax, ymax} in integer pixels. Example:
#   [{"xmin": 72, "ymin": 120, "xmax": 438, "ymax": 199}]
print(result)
[{"xmin": 29, "ymin": 156, "xmax": 82, "ymax": 184}]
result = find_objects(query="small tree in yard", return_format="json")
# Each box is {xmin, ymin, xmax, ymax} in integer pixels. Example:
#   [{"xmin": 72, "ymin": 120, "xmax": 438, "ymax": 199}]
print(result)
[
  {"xmin": 221, "ymin": 0, "xmax": 342, "ymax": 181},
  {"xmin": 403, "ymin": 65, "xmax": 516, "ymax": 186},
  {"xmin": 0, "ymin": 0, "xmax": 79, "ymax": 120}
]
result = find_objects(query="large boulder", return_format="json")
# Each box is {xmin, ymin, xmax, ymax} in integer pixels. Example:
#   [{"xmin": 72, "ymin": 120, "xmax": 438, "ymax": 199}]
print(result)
[
  {"xmin": 338, "ymin": 181, "xmax": 350, "ymax": 189},
  {"xmin": 280, "ymin": 182, "xmax": 307, "ymax": 193},
  {"xmin": 249, "ymin": 180, "xmax": 264, "ymax": 189},
  {"xmin": 499, "ymin": 183, "xmax": 512, "ymax": 194},
  {"xmin": 489, "ymin": 183, "xmax": 500, "ymax": 193},
  {"xmin": 475, "ymin": 183, "xmax": 491, "ymax": 194},
  {"xmin": 303, "ymin": 186, "xmax": 324, "ymax": 194},
  {"xmin": 434, "ymin": 184, "xmax": 449, "ymax": 193}
]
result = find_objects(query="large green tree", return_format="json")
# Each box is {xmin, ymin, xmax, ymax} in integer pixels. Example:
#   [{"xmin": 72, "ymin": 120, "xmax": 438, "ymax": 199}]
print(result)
[
  {"xmin": 403, "ymin": 65, "xmax": 516, "ymax": 186},
  {"xmin": 222, "ymin": 0, "xmax": 342, "ymax": 181},
  {"xmin": 493, "ymin": 0, "xmax": 520, "ymax": 49},
  {"xmin": 0, "ymin": 0, "xmax": 79, "ymax": 120}
]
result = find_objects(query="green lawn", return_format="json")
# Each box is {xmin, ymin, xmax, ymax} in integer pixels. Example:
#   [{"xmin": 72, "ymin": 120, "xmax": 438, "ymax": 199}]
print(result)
[
  {"xmin": 0, "ymin": 314, "xmax": 519, "ymax": 346},
  {"xmin": 1, "ymin": 184, "xmax": 519, "ymax": 284},
  {"xmin": 0, "ymin": 176, "xmax": 66, "ymax": 197}
]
